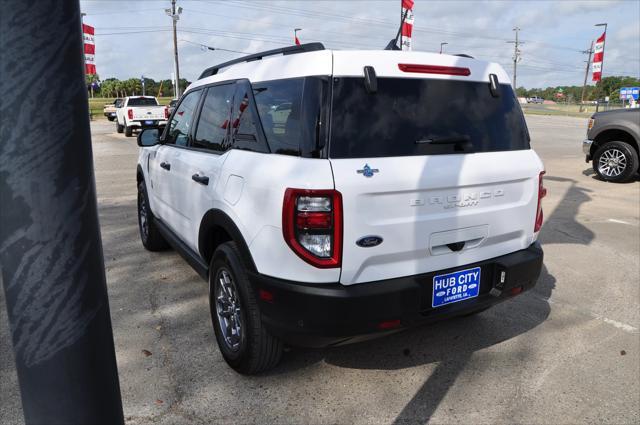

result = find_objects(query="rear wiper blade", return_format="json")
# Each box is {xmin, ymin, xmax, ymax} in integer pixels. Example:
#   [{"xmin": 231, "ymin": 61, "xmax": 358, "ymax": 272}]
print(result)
[{"xmin": 415, "ymin": 135, "xmax": 471, "ymax": 145}]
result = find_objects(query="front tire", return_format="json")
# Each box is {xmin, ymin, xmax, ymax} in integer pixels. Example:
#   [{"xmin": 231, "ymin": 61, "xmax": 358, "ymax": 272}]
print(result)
[
  {"xmin": 593, "ymin": 141, "xmax": 639, "ymax": 183},
  {"xmin": 209, "ymin": 242, "xmax": 283, "ymax": 374},
  {"xmin": 137, "ymin": 181, "xmax": 169, "ymax": 251},
  {"xmin": 116, "ymin": 120, "xmax": 124, "ymax": 133}
]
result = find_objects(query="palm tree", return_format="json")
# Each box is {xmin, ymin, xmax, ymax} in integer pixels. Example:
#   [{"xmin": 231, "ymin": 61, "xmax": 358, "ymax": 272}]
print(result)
[{"xmin": 85, "ymin": 73, "xmax": 99, "ymax": 98}]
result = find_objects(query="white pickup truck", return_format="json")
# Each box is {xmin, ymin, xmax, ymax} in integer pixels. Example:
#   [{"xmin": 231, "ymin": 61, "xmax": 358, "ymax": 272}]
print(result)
[{"xmin": 116, "ymin": 96, "xmax": 168, "ymax": 137}]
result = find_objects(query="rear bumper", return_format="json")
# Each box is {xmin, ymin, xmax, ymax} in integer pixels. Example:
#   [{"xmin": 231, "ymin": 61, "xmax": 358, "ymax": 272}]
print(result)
[
  {"xmin": 249, "ymin": 242, "xmax": 543, "ymax": 347},
  {"xmin": 583, "ymin": 138, "xmax": 594, "ymax": 161},
  {"xmin": 128, "ymin": 120, "xmax": 167, "ymax": 128}
]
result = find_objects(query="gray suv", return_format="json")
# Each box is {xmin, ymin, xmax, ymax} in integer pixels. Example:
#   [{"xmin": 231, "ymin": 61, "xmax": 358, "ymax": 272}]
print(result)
[{"xmin": 583, "ymin": 108, "xmax": 640, "ymax": 182}]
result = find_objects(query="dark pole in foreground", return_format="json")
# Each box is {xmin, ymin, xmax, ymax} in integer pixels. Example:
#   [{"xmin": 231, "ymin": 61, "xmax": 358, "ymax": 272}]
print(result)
[{"xmin": 0, "ymin": 1, "xmax": 125, "ymax": 424}]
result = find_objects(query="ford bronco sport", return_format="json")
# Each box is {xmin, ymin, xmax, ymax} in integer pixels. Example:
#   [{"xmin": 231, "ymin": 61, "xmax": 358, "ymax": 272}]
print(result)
[{"xmin": 135, "ymin": 43, "xmax": 545, "ymax": 374}]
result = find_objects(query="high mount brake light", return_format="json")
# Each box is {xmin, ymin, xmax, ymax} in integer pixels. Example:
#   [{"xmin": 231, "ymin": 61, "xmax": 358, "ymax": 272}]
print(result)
[
  {"xmin": 283, "ymin": 188, "xmax": 342, "ymax": 268},
  {"xmin": 534, "ymin": 171, "xmax": 547, "ymax": 232},
  {"xmin": 398, "ymin": 63, "xmax": 471, "ymax": 76}
]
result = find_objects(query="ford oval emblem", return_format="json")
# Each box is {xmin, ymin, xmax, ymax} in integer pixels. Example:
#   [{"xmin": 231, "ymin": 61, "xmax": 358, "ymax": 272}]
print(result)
[{"xmin": 356, "ymin": 235, "xmax": 383, "ymax": 248}]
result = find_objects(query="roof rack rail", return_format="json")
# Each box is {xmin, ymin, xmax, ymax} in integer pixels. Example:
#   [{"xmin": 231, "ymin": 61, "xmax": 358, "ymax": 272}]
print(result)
[{"xmin": 198, "ymin": 42, "xmax": 326, "ymax": 79}]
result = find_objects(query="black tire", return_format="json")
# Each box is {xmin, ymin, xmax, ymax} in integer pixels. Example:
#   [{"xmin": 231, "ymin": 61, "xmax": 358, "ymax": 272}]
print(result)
[
  {"xmin": 209, "ymin": 242, "xmax": 283, "ymax": 374},
  {"xmin": 116, "ymin": 120, "xmax": 124, "ymax": 133},
  {"xmin": 125, "ymin": 125, "xmax": 133, "ymax": 137},
  {"xmin": 107, "ymin": 116, "xmax": 115, "ymax": 122},
  {"xmin": 137, "ymin": 181, "xmax": 169, "ymax": 251},
  {"xmin": 593, "ymin": 141, "xmax": 639, "ymax": 183}
]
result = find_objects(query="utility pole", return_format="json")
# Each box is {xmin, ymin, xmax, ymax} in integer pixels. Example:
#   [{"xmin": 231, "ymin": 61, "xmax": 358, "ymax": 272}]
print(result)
[
  {"xmin": 1, "ymin": 0, "xmax": 124, "ymax": 423},
  {"xmin": 166, "ymin": 1, "xmax": 182, "ymax": 98},
  {"xmin": 580, "ymin": 40, "xmax": 594, "ymax": 112},
  {"xmin": 507, "ymin": 27, "xmax": 523, "ymax": 89}
]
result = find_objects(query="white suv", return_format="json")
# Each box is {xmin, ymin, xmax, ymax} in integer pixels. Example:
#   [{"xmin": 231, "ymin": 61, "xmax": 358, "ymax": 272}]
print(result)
[{"xmin": 136, "ymin": 43, "xmax": 546, "ymax": 374}]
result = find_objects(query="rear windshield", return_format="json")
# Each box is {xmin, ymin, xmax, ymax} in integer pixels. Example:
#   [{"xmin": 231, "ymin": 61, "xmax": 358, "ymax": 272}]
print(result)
[
  {"xmin": 329, "ymin": 77, "xmax": 530, "ymax": 158},
  {"xmin": 128, "ymin": 97, "xmax": 158, "ymax": 106}
]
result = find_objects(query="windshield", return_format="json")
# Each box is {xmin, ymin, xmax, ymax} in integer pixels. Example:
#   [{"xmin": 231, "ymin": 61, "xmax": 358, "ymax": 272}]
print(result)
[
  {"xmin": 329, "ymin": 77, "xmax": 530, "ymax": 158},
  {"xmin": 128, "ymin": 97, "xmax": 158, "ymax": 107}
]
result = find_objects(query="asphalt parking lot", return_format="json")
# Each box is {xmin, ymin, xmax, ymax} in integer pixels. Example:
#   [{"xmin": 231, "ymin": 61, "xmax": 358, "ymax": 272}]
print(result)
[{"xmin": 1, "ymin": 115, "xmax": 639, "ymax": 424}]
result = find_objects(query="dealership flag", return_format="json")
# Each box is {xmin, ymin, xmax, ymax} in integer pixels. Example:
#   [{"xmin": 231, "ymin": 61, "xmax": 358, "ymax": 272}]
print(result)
[
  {"xmin": 83, "ymin": 23, "xmax": 96, "ymax": 75},
  {"xmin": 400, "ymin": 0, "xmax": 414, "ymax": 51},
  {"xmin": 592, "ymin": 31, "xmax": 605, "ymax": 82}
]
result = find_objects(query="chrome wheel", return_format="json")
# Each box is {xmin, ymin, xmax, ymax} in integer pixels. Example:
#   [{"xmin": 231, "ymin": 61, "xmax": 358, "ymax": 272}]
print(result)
[
  {"xmin": 138, "ymin": 190, "xmax": 149, "ymax": 240},
  {"xmin": 215, "ymin": 269, "xmax": 243, "ymax": 351},
  {"xmin": 598, "ymin": 148, "xmax": 627, "ymax": 178}
]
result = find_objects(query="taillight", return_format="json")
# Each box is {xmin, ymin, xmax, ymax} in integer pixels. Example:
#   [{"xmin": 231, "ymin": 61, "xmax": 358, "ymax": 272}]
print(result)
[
  {"xmin": 127, "ymin": 108, "xmax": 133, "ymax": 120},
  {"xmin": 164, "ymin": 106, "xmax": 169, "ymax": 119},
  {"xmin": 398, "ymin": 63, "xmax": 471, "ymax": 76},
  {"xmin": 534, "ymin": 171, "xmax": 547, "ymax": 232},
  {"xmin": 283, "ymin": 188, "xmax": 342, "ymax": 268}
]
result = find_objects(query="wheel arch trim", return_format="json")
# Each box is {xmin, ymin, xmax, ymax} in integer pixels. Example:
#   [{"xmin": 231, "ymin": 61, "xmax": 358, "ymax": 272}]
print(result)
[{"xmin": 198, "ymin": 209, "xmax": 257, "ymax": 273}]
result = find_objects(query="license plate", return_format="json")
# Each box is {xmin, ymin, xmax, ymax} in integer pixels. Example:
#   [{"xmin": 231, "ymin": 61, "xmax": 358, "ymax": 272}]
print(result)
[
  {"xmin": 144, "ymin": 120, "xmax": 154, "ymax": 125},
  {"xmin": 110, "ymin": 112, "xmax": 116, "ymax": 116},
  {"xmin": 432, "ymin": 267, "xmax": 481, "ymax": 308}
]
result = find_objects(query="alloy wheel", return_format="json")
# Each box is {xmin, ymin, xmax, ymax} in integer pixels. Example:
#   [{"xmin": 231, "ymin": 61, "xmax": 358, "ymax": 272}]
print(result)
[
  {"xmin": 598, "ymin": 148, "xmax": 627, "ymax": 178},
  {"xmin": 215, "ymin": 268, "xmax": 243, "ymax": 351}
]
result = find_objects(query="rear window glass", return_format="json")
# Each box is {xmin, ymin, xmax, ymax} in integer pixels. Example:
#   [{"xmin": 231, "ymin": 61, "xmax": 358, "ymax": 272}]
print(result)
[
  {"xmin": 329, "ymin": 77, "xmax": 530, "ymax": 158},
  {"xmin": 127, "ymin": 97, "xmax": 158, "ymax": 106}
]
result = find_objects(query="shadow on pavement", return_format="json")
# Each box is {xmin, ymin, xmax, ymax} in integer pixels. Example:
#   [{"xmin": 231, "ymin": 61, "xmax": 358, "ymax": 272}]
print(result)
[
  {"xmin": 539, "ymin": 175, "xmax": 594, "ymax": 245},
  {"xmin": 271, "ymin": 267, "xmax": 554, "ymax": 423},
  {"xmin": 582, "ymin": 167, "xmax": 640, "ymax": 183}
]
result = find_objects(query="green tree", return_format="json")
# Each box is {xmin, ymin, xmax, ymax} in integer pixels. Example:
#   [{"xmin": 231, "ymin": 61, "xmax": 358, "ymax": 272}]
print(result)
[{"xmin": 85, "ymin": 73, "xmax": 100, "ymax": 98}]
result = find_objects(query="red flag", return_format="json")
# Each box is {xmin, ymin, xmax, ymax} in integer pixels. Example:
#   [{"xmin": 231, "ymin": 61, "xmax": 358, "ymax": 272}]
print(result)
[
  {"xmin": 401, "ymin": 0, "xmax": 414, "ymax": 51},
  {"xmin": 592, "ymin": 32, "xmax": 605, "ymax": 82},
  {"xmin": 83, "ymin": 23, "xmax": 96, "ymax": 75},
  {"xmin": 294, "ymin": 36, "xmax": 301, "ymax": 46}
]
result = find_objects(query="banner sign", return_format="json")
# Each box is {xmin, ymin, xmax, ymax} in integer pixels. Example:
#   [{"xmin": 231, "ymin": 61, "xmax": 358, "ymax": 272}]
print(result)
[
  {"xmin": 83, "ymin": 23, "xmax": 96, "ymax": 75},
  {"xmin": 592, "ymin": 31, "xmax": 605, "ymax": 82},
  {"xmin": 401, "ymin": 0, "xmax": 414, "ymax": 51}
]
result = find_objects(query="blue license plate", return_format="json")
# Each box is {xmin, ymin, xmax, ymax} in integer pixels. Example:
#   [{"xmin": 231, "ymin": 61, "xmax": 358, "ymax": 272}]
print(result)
[
  {"xmin": 144, "ymin": 120, "xmax": 154, "ymax": 125},
  {"xmin": 432, "ymin": 267, "xmax": 481, "ymax": 308}
]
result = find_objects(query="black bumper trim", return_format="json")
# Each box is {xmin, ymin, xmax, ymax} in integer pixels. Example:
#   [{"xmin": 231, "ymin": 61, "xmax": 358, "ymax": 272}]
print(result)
[{"xmin": 248, "ymin": 242, "xmax": 543, "ymax": 347}]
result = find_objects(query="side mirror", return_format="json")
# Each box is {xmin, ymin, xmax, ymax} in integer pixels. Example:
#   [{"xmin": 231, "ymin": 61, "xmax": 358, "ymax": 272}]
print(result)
[{"xmin": 137, "ymin": 128, "xmax": 160, "ymax": 147}]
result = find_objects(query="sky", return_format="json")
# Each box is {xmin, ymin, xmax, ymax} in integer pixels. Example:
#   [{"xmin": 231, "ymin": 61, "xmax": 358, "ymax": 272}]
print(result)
[{"xmin": 80, "ymin": 0, "xmax": 640, "ymax": 89}]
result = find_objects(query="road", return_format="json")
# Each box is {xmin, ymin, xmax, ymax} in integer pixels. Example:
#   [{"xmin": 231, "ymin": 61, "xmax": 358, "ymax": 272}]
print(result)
[{"xmin": 2, "ymin": 115, "xmax": 639, "ymax": 424}]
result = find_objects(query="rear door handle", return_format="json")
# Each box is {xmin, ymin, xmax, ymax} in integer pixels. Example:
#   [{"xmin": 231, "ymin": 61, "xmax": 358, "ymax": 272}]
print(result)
[
  {"xmin": 191, "ymin": 174, "xmax": 209, "ymax": 185},
  {"xmin": 160, "ymin": 162, "xmax": 171, "ymax": 171}
]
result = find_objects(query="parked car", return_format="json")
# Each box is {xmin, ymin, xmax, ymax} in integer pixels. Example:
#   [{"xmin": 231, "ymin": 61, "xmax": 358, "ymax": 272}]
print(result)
[
  {"xmin": 103, "ymin": 98, "xmax": 123, "ymax": 121},
  {"xmin": 135, "ymin": 43, "xmax": 546, "ymax": 374},
  {"xmin": 527, "ymin": 96, "xmax": 544, "ymax": 104},
  {"xmin": 167, "ymin": 99, "xmax": 178, "ymax": 116},
  {"xmin": 583, "ymin": 108, "xmax": 640, "ymax": 182},
  {"xmin": 115, "ymin": 96, "xmax": 168, "ymax": 137}
]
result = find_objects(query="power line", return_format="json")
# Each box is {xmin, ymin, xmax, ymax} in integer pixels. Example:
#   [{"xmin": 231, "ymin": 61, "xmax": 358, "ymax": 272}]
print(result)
[{"xmin": 179, "ymin": 39, "xmax": 252, "ymax": 54}]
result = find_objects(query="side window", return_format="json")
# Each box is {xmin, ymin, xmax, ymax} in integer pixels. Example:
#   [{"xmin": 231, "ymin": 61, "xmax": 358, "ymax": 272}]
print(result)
[
  {"xmin": 192, "ymin": 84, "xmax": 234, "ymax": 152},
  {"xmin": 229, "ymin": 81, "xmax": 269, "ymax": 153},
  {"xmin": 251, "ymin": 77, "xmax": 326, "ymax": 157},
  {"xmin": 164, "ymin": 90, "xmax": 202, "ymax": 146}
]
